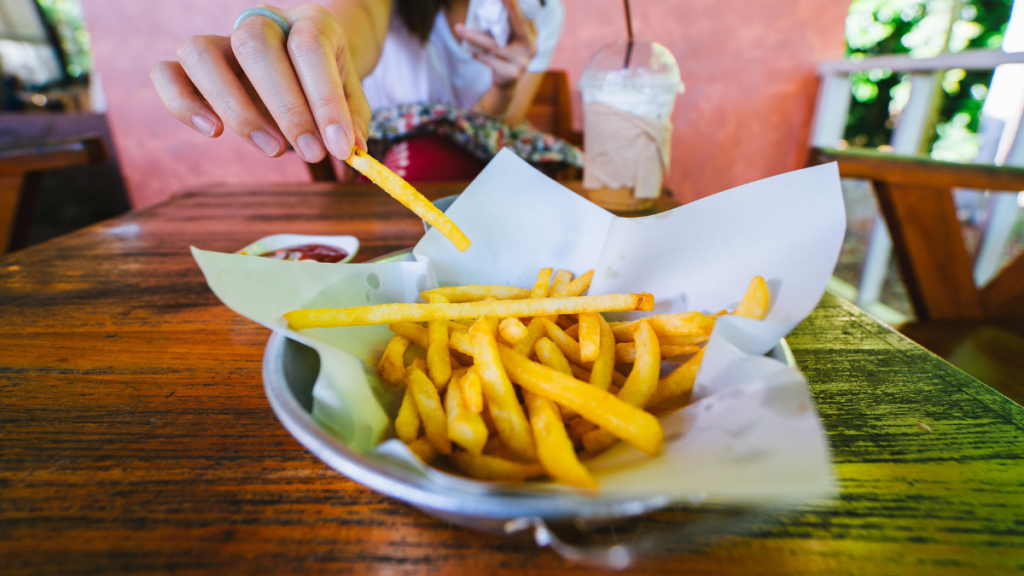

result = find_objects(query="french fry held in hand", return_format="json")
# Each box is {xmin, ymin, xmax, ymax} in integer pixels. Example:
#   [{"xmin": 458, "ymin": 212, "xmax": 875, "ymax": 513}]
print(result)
[
  {"xmin": 354, "ymin": 269, "xmax": 772, "ymax": 488},
  {"xmin": 346, "ymin": 148, "xmax": 471, "ymax": 251}
]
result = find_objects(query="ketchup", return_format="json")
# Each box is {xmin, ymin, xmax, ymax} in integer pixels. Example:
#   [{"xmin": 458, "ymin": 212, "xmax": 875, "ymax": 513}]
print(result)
[{"xmin": 259, "ymin": 243, "xmax": 348, "ymax": 263}]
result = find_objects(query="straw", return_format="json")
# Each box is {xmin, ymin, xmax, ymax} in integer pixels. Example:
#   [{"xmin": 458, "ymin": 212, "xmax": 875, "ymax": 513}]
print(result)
[{"xmin": 623, "ymin": 0, "xmax": 634, "ymax": 68}]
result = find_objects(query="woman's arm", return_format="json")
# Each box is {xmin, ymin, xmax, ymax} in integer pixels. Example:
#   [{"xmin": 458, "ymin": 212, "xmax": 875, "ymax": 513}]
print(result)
[
  {"xmin": 456, "ymin": 0, "xmax": 537, "ymax": 121},
  {"xmin": 326, "ymin": 0, "xmax": 392, "ymax": 79},
  {"xmin": 501, "ymin": 71, "xmax": 544, "ymax": 125}
]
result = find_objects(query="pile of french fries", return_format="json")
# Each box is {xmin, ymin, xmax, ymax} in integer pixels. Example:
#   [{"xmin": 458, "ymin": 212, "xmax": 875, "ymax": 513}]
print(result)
[{"xmin": 285, "ymin": 270, "xmax": 770, "ymax": 490}]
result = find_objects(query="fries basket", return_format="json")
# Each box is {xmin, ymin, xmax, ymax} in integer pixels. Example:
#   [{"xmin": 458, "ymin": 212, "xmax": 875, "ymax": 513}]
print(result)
[{"xmin": 194, "ymin": 150, "xmax": 844, "ymax": 568}]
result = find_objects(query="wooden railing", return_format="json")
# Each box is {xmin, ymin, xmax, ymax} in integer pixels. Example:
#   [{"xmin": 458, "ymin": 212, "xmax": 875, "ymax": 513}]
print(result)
[{"xmin": 809, "ymin": 49, "xmax": 1024, "ymax": 313}]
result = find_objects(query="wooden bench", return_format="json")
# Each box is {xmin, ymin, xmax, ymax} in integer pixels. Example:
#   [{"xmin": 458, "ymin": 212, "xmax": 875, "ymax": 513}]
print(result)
[{"xmin": 0, "ymin": 136, "xmax": 108, "ymax": 254}]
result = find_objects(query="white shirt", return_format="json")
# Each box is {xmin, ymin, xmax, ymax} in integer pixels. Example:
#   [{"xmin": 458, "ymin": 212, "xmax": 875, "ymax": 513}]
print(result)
[{"xmin": 361, "ymin": 0, "xmax": 564, "ymax": 111}]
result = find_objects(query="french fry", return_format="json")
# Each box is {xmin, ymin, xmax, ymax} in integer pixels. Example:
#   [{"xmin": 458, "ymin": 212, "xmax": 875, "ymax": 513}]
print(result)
[
  {"xmin": 447, "ymin": 329, "xmax": 475, "ymax": 356},
  {"xmin": 346, "ymin": 148, "xmax": 471, "ymax": 251},
  {"xmin": 569, "ymin": 362, "xmax": 627, "ymax": 389},
  {"xmin": 470, "ymin": 319, "xmax": 536, "ymax": 461},
  {"xmin": 525, "ymin": 391, "xmax": 597, "ymax": 490},
  {"xmin": 616, "ymin": 343, "xmax": 702, "ymax": 363},
  {"xmin": 389, "ymin": 322, "xmax": 429, "ymax": 348},
  {"xmin": 286, "ymin": 294, "xmax": 654, "ymax": 329},
  {"xmin": 405, "ymin": 437, "xmax": 438, "ymax": 464},
  {"xmin": 658, "ymin": 334, "xmax": 711, "ymax": 346},
  {"xmin": 513, "ymin": 317, "xmax": 547, "ymax": 358},
  {"xmin": 498, "ymin": 317, "xmax": 529, "ymax": 345},
  {"xmin": 531, "ymin": 268, "xmax": 553, "ymax": 298},
  {"xmin": 734, "ymin": 276, "xmax": 770, "ymax": 320},
  {"xmin": 497, "ymin": 345, "xmax": 663, "ymax": 456},
  {"xmin": 648, "ymin": 348, "xmax": 705, "ymax": 408},
  {"xmin": 390, "ymin": 321, "xmax": 476, "ymax": 357},
  {"xmin": 448, "ymin": 450, "xmax": 546, "ymax": 482},
  {"xmin": 405, "ymin": 366, "xmax": 451, "ymax": 455},
  {"xmin": 583, "ymin": 321, "xmax": 664, "ymax": 454},
  {"xmin": 540, "ymin": 317, "xmax": 587, "ymax": 367},
  {"xmin": 551, "ymin": 269, "xmax": 594, "ymax": 298},
  {"xmin": 550, "ymin": 270, "xmax": 573, "ymax": 294},
  {"xmin": 426, "ymin": 293, "xmax": 452, "ymax": 388},
  {"xmin": 378, "ymin": 335, "xmax": 411, "ymax": 386},
  {"xmin": 460, "ymin": 368, "xmax": 484, "ymax": 414},
  {"xmin": 578, "ymin": 313, "xmax": 601, "ymax": 363},
  {"xmin": 409, "ymin": 357, "xmax": 428, "ymax": 373},
  {"xmin": 588, "ymin": 314, "xmax": 618, "ymax": 392},
  {"xmin": 421, "ymin": 285, "xmax": 530, "ymax": 303},
  {"xmin": 533, "ymin": 336, "xmax": 577, "ymax": 420},
  {"xmin": 445, "ymin": 369, "xmax": 488, "ymax": 455},
  {"xmin": 565, "ymin": 323, "xmax": 580, "ymax": 339},
  {"xmin": 610, "ymin": 312, "xmax": 714, "ymax": 342},
  {"xmin": 615, "ymin": 321, "xmax": 661, "ymax": 408},
  {"xmin": 533, "ymin": 337, "xmax": 573, "ymax": 376},
  {"xmin": 395, "ymin": 386, "xmax": 420, "ymax": 444}
]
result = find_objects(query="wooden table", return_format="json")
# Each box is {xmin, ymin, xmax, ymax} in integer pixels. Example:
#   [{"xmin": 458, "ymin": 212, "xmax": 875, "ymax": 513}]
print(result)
[{"xmin": 2, "ymin": 183, "xmax": 1022, "ymax": 575}]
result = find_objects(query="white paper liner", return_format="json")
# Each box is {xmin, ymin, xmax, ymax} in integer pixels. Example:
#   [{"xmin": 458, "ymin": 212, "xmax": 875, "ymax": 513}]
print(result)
[{"xmin": 193, "ymin": 149, "xmax": 845, "ymax": 506}]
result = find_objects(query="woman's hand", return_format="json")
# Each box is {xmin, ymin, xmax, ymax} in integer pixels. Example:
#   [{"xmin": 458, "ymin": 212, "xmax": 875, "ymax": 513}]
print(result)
[
  {"xmin": 455, "ymin": 0, "xmax": 537, "ymax": 89},
  {"xmin": 151, "ymin": 3, "xmax": 371, "ymax": 163}
]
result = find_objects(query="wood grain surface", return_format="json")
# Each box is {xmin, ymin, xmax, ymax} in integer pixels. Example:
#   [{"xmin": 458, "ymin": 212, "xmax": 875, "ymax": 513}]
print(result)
[{"xmin": 1, "ymin": 183, "xmax": 1022, "ymax": 575}]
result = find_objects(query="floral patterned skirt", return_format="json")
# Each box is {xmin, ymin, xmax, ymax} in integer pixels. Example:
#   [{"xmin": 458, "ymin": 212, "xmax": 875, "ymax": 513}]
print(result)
[{"xmin": 367, "ymin": 102, "xmax": 584, "ymax": 177}]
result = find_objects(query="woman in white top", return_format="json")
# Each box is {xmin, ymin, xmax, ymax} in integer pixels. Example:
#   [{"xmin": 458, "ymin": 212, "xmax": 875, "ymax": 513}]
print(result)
[{"xmin": 152, "ymin": 0, "xmax": 564, "ymax": 165}]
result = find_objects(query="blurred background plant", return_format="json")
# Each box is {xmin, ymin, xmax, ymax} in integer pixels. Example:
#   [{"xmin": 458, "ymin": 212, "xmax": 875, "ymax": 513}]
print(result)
[
  {"xmin": 843, "ymin": 0, "xmax": 1015, "ymax": 161},
  {"xmin": 36, "ymin": 0, "xmax": 91, "ymax": 81}
]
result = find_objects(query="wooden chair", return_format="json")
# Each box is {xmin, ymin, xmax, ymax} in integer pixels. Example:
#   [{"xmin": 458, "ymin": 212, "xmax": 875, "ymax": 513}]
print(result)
[
  {"xmin": 0, "ymin": 136, "xmax": 108, "ymax": 254},
  {"xmin": 523, "ymin": 70, "xmax": 583, "ymax": 147},
  {"xmin": 809, "ymin": 147, "xmax": 1024, "ymax": 401},
  {"xmin": 305, "ymin": 70, "xmax": 581, "ymax": 182}
]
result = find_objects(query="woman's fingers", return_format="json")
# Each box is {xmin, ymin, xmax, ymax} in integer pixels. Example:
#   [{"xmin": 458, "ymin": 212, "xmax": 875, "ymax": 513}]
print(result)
[
  {"xmin": 282, "ymin": 4, "xmax": 365, "ymax": 158},
  {"xmin": 474, "ymin": 51, "xmax": 523, "ymax": 86},
  {"xmin": 232, "ymin": 11, "xmax": 326, "ymax": 162},
  {"xmin": 177, "ymin": 34, "xmax": 287, "ymax": 158},
  {"xmin": 151, "ymin": 60, "xmax": 223, "ymax": 138},
  {"xmin": 455, "ymin": 24, "xmax": 503, "ymax": 54},
  {"xmin": 158, "ymin": 4, "xmax": 369, "ymax": 161},
  {"xmin": 340, "ymin": 41, "xmax": 372, "ymax": 152}
]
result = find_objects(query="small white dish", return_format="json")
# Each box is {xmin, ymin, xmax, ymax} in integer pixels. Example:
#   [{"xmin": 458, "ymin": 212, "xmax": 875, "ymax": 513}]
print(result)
[{"xmin": 236, "ymin": 234, "xmax": 359, "ymax": 263}]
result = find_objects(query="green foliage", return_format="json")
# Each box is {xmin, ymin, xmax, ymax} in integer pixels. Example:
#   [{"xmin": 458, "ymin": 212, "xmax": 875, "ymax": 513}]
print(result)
[
  {"xmin": 35, "ymin": 0, "xmax": 91, "ymax": 79},
  {"xmin": 843, "ymin": 0, "xmax": 1013, "ymax": 161}
]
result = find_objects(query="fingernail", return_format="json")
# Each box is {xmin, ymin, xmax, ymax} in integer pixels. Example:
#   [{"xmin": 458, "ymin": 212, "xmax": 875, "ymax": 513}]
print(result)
[
  {"xmin": 296, "ymin": 133, "xmax": 326, "ymax": 162},
  {"xmin": 191, "ymin": 114, "xmax": 216, "ymax": 137},
  {"xmin": 250, "ymin": 129, "xmax": 281, "ymax": 157},
  {"xmin": 355, "ymin": 132, "xmax": 367, "ymax": 153},
  {"xmin": 325, "ymin": 123, "xmax": 354, "ymax": 158}
]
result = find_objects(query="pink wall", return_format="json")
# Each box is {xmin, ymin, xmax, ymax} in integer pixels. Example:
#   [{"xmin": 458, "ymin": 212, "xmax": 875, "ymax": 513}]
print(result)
[
  {"xmin": 81, "ymin": 0, "xmax": 311, "ymax": 209},
  {"xmin": 83, "ymin": 0, "xmax": 848, "ymax": 208}
]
